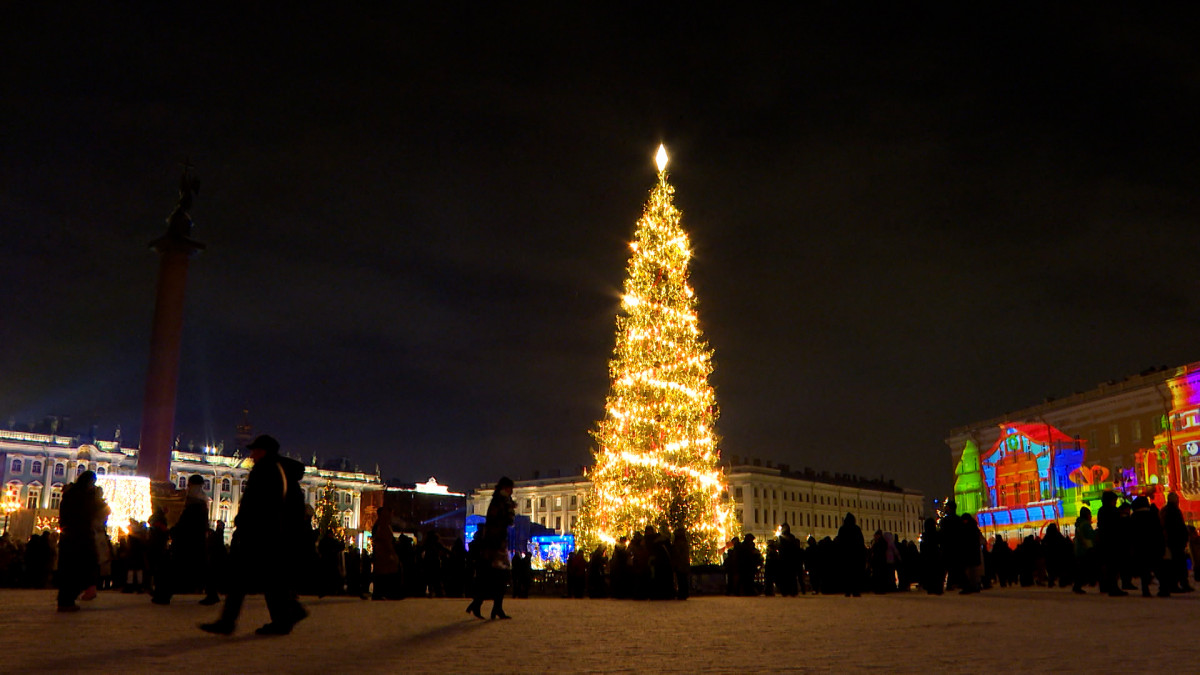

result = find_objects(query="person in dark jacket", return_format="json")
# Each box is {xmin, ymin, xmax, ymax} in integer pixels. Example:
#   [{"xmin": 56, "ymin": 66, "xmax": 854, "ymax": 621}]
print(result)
[
  {"xmin": 587, "ymin": 544, "xmax": 608, "ymax": 598},
  {"xmin": 153, "ymin": 474, "xmax": 210, "ymax": 605},
  {"xmin": 200, "ymin": 435, "xmax": 309, "ymax": 636},
  {"xmin": 1130, "ymin": 496, "xmax": 1166, "ymax": 597},
  {"xmin": 835, "ymin": 513, "xmax": 865, "ymax": 597},
  {"xmin": 56, "ymin": 471, "xmax": 102, "ymax": 612},
  {"xmin": 671, "ymin": 527, "xmax": 691, "ymax": 600},
  {"xmin": 1161, "ymin": 492, "xmax": 1192, "ymax": 593},
  {"xmin": 919, "ymin": 517, "xmax": 943, "ymax": 594},
  {"xmin": 1096, "ymin": 490, "xmax": 1127, "ymax": 596},
  {"xmin": 466, "ymin": 476, "xmax": 515, "ymax": 619},
  {"xmin": 777, "ymin": 523, "xmax": 801, "ymax": 596},
  {"xmin": 201, "ymin": 520, "xmax": 227, "ymax": 604}
]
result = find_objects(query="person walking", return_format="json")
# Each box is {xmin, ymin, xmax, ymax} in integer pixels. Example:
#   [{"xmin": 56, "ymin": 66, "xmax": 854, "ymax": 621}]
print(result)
[
  {"xmin": 835, "ymin": 513, "xmax": 865, "ymax": 597},
  {"xmin": 466, "ymin": 477, "xmax": 515, "ymax": 620},
  {"xmin": 200, "ymin": 435, "xmax": 309, "ymax": 636}
]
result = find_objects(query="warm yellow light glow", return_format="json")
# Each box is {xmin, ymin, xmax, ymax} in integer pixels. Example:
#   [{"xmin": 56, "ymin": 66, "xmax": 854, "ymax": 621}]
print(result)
[
  {"xmin": 656, "ymin": 144, "xmax": 669, "ymax": 173},
  {"xmin": 96, "ymin": 475, "xmax": 152, "ymax": 537}
]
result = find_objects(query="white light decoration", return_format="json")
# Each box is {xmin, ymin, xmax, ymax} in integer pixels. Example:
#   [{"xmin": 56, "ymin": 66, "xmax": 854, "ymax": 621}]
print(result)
[
  {"xmin": 96, "ymin": 475, "xmax": 153, "ymax": 535},
  {"xmin": 655, "ymin": 144, "xmax": 669, "ymax": 173}
]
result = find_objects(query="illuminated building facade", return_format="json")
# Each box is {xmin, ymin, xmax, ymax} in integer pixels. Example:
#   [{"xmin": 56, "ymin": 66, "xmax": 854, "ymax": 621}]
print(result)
[
  {"xmin": 468, "ymin": 460, "xmax": 924, "ymax": 545},
  {"xmin": 360, "ymin": 477, "xmax": 467, "ymax": 546},
  {"xmin": 0, "ymin": 428, "xmax": 381, "ymax": 540},
  {"xmin": 947, "ymin": 362, "xmax": 1200, "ymax": 539}
]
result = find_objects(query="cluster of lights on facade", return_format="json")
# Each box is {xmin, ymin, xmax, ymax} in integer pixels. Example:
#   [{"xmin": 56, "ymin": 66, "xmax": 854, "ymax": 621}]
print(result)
[{"xmin": 577, "ymin": 146, "xmax": 738, "ymax": 563}]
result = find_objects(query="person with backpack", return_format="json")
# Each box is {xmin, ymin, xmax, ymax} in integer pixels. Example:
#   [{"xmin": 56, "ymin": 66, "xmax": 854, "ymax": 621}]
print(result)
[{"xmin": 201, "ymin": 435, "xmax": 309, "ymax": 636}]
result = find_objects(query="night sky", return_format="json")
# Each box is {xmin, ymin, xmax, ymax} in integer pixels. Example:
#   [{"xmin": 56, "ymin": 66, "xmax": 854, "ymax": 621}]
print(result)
[{"xmin": 4, "ymin": 6, "xmax": 1200, "ymax": 500}]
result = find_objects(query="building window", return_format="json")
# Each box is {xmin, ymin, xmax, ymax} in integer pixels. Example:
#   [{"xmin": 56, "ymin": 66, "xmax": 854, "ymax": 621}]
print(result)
[
  {"xmin": 203, "ymin": 480, "xmax": 211, "ymax": 492},
  {"xmin": 10, "ymin": 459, "xmax": 21, "ymax": 473},
  {"xmin": 177, "ymin": 476, "xmax": 187, "ymax": 489},
  {"xmin": 555, "ymin": 496, "xmax": 562, "ymax": 508},
  {"xmin": 570, "ymin": 495, "xmax": 577, "ymax": 507},
  {"xmin": 539, "ymin": 497, "xmax": 546, "ymax": 508},
  {"xmin": 753, "ymin": 487, "xmax": 758, "ymax": 498},
  {"xmin": 555, "ymin": 516, "xmax": 562, "ymax": 530},
  {"xmin": 570, "ymin": 515, "xmax": 576, "ymax": 530},
  {"xmin": 30, "ymin": 461, "xmax": 42, "ymax": 475},
  {"xmin": 754, "ymin": 508, "xmax": 759, "ymax": 524},
  {"xmin": 539, "ymin": 517, "xmax": 546, "ymax": 526},
  {"xmin": 95, "ymin": 465, "xmax": 106, "ymax": 475},
  {"xmin": 50, "ymin": 487, "xmax": 63, "ymax": 510},
  {"xmin": 734, "ymin": 487, "xmax": 743, "ymax": 501},
  {"xmin": 76, "ymin": 464, "xmax": 86, "ymax": 479},
  {"xmin": 221, "ymin": 478, "xmax": 231, "ymax": 492},
  {"xmin": 219, "ymin": 503, "xmax": 231, "ymax": 522},
  {"xmin": 54, "ymin": 463, "xmax": 65, "ymax": 477},
  {"xmin": 524, "ymin": 499, "xmax": 532, "ymax": 511},
  {"xmin": 1132, "ymin": 419, "xmax": 1142, "ymax": 442},
  {"xmin": 26, "ymin": 486, "xmax": 40, "ymax": 509}
]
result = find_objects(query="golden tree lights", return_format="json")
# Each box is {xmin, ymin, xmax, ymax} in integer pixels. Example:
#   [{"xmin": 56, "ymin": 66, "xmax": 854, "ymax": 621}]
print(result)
[{"xmin": 576, "ymin": 145, "xmax": 738, "ymax": 563}]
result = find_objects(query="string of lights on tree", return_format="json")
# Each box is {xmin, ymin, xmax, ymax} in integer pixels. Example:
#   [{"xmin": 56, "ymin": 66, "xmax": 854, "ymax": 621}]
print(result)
[{"xmin": 576, "ymin": 145, "xmax": 738, "ymax": 563}]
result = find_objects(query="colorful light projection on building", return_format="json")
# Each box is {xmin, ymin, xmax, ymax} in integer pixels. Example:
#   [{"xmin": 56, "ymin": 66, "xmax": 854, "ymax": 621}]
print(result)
[{"xmin": 955, "ymin": 422, "xmax": 1106, "ymax": 529}]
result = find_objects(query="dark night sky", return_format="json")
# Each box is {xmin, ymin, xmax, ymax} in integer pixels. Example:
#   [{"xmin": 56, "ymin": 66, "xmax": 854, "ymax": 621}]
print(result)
[{"xmin": 4, "ymin": 5, "xmax": 1200, "ymax": 500}]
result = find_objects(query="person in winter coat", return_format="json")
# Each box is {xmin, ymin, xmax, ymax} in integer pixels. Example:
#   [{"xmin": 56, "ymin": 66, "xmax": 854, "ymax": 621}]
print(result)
[
  {"xmin": 466, "ymin": 476, "xmax": 515, "ymax": 620},
  {"xmin": 1130, "ymin": 496, "xmax": 1166, "ymax": 597},
  {"xmin": 835, "ymin": 513, "xmax": 865, "ymax": 597},
  {"xmin": 56, "ymin": 471, "xmax": 103, "ymax": 612},
  {"xmin": 587, "ymin": 544, "xmax": 608, "ymax": 599},
  {"xmin": 919, "ymin": 517, "xmax": 944, "ymax": 595},
  {"xmin": 200, "ymin": 435, "xmax": 309, "ymax": 636},
  {"xmin": 671, "ymin": 527, "xmax": 691, "ymax": 600},
  {"xmin": 370, "ymin": 507, "xmax": 400, "ymax": 599},
  {"xmin": 1161, "ymin": 492, "xmax": 1192, "ymax": 593},
  {"xmin": 1072, "ymin": 506, "xmax": 1096, "ymax": 594}
]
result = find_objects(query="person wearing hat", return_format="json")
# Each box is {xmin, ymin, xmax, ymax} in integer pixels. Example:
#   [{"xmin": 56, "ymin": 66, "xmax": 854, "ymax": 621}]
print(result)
[
  {"xmin": 201, "ymin": 435, "xmax": 309, "ymax": 635},
  {"xmin": 466, "ymin": 476, "xmax": 515, "ymax": 619}
]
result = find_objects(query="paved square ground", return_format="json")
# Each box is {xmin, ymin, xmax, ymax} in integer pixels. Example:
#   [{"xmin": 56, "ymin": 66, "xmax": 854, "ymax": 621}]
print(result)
[{"xmin": 2, "ymin": 587, "xmax": 1195, "ymax": 673}]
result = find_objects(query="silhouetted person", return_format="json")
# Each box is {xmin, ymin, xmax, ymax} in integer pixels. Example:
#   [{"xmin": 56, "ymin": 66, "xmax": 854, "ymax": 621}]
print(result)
[
  {"xmin": 567, "ymin": 548, "xmax": 587, "ymax": 598},
  {"xmin": 370, "ymin": 507, "xmax": 400, "ymax": 600},
  {"xmin": 835, "ymin": 513, "xmax": 865, "ymax": 597},
  {"xmin": 1162, "ymin": 492, "xmax": 1191, "ymax": 593},
  {"xmin": 723, "ymin": 536, "xmax": 740, "ymax": 595},
  {"xmin": 1096, "ymin": 490, "xmax": 1127, "ymax": 596},
  {"xmin": 200, "ymin": 435, "xmax": 309, "ymax": 636},
  {"xmin": 419, "ymin": 530, "xmax": 444, "ymax": 597},
  {"xmin": 201, "ymin": 520, "xmax": 227, "ymax": 604},
  {"xmin": 1042, "ymin": 524, "xmax": 1069, "ymax": 588},
  {"xmin": 939, "ymin": 501, "xmax": 964, "ymax": 591},
  {"xmin": 960, "ymin": 514, "xmax": 984, "ymax": 594},
  {"xmin": 777, "ymin": 523, "xmax": 801, "ymax": 596},
  {"xmin": 587, "ymin": 545, "xmax": 608, "ymax": 598},
  {"xmin": 444, "ymin": 538, "xmax": 467, "ymax": 598},
  {"xmin": 317, "ymin": 531, "xmax": 345, "ymax": 598},
  {"xmin": 609, "ymin": 537, "xmax": 631, "ymax": 599},
  {"xmin": 738, "ymin": 534, "xmax": 763, "ymax": 596},
  {"xmin": 1130, "ymin": 496, "xmax": 1166, "ymax": 597},
  {"xmin": 56, "ymin": 471, "xmax": 102, "ymax": 612},
  {"xmin": 919, "ymin": 517, "xmax": 943, "ymax": 594},
  {"xmin": 154, "ymin": 474, "xmax": 209, "ymax": 605},
  {"xmin": 466, "ymin": 476, "xmax": 515, "ymax": 620},
  {"xmin": 1072, "ymin": 506, "xmax": 1096, "ymax": 594},
  {"xmin": 671, "ymin": 527, "xmax": 691, "ymax": 600}
]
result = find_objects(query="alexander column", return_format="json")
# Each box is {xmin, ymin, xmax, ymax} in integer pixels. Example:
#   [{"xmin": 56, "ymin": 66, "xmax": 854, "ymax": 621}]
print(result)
[{"xmin": 137, "ymin": 166, "xmax": 205, "ymax": 484}]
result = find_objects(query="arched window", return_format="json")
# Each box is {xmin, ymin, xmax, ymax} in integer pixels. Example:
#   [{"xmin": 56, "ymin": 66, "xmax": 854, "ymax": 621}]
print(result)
[
  {"xmin": 30, "ymin": 461, "xmax": 42, "ymax": 475},
  {"xmin": 203, "ymin": 479, "xmax": 211, "ymax": 492},
  {"xmin": 75, "ymin": 464, "xmax": 87, "ymax": 479},
  {"xmin": 25, "ymin": 485, "xmax": 41, "ymax": 509},
  {"xmin": 95, "ymin": 465, "xmax": 106, "ymax": 475},
  {"xmin": 221, "ymin": 478, "xmax": 231, "ymax": 493},
  {"xmin": 50, "ymin": 485, "xmax": 63, "ymax": 510},
  {"xmin": 54, "ymin": 463, "xmax": 65, "ymax": 477},
  {"xmin": 218, "ymin": 503, "xmax": 231, "ymax": 522},
  {"xmin": 10, "ymin": 459, "xmax": 21, "ymax": 473}
]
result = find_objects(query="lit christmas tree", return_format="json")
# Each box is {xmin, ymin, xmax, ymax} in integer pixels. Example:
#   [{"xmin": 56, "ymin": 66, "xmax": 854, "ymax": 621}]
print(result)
[
  {"xmin": 577, "ymin": 145, "xmax": 737, "ymax": 563},
  {"xmin": 315, "ymin": 480, "xmax": 343, "ymax": 539}
]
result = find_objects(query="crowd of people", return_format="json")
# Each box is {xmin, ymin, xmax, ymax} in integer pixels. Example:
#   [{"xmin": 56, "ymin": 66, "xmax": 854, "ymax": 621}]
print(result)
[{"xmin": 9, "ymin": 464, "xmax": 1200, "ymax": 634}]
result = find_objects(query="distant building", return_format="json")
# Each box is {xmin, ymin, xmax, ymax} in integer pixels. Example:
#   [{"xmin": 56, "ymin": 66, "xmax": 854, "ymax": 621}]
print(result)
[
  {"xmin": 467, "ymin": 459, "xmax": 924, "ymax": 544},
  {"xmin": 0, "ymin": 428, "xmax": 382, "ymax": 541}
]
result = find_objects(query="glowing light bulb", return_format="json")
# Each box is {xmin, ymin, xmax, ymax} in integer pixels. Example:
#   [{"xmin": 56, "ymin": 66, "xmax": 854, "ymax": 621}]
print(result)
[{"xmin": 656, "ymin": 144, "xmax": 669, "ymax": 173}]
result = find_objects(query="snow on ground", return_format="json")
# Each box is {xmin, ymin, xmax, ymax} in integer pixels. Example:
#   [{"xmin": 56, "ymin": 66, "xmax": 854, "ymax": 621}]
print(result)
[{"xmin": 2, "ymin": 587, "xmax": 1196, "ymax": 673}]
